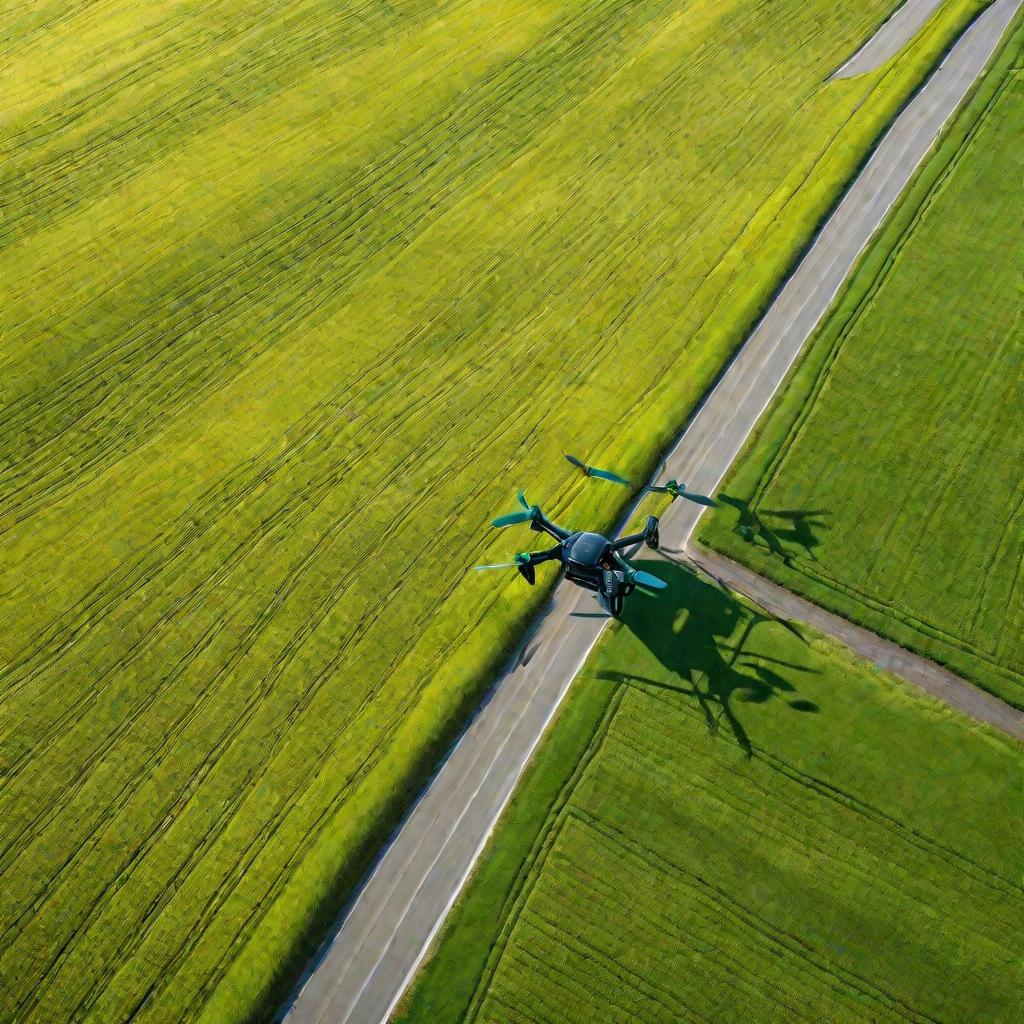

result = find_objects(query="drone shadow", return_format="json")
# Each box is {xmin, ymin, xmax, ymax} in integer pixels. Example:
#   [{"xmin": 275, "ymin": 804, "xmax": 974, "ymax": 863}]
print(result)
[
  {"xmin": 717, "ymin": 494, "xmax": 829, "ymax": 564},
  {"xmin": 597, "ymin": 561, "xmax": 819, "ymax": 756}
]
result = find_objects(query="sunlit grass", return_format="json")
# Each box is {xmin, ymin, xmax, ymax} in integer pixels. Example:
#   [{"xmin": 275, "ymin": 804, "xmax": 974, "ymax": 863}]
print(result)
[{"xmin": 0, "ymin": 1, "xmax": 988, "ymax": 1020}]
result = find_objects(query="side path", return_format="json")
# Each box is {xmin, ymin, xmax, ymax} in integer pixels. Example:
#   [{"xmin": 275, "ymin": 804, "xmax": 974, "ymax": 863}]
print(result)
[
  {"xmin": 282, "ymin": 2, "xmax": 1024, "ymax": 1021},
  {"xmin": 678, "ymin": 545, "xmax": 1024, "ymax": 740},
  {"xmin": 831, "ymin": 0, "xmax": 946, "ymax": 79}
]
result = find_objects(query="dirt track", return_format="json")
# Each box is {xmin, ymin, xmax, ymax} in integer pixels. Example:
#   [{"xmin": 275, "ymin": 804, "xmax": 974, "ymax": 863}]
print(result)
[{"xmin": 681, "ymin": 546, "xmax": 1024, "ymax": 740}]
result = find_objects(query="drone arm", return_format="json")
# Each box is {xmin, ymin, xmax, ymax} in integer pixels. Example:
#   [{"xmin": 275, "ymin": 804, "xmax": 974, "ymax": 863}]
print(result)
[
  {"xmin": 609, "ymin": 531, "xmax": 646, "ymax": 551},
  {"xmin": 530, "ymin": 510, "xmax": 571, "ymax": 541},
  {"xmin": 517, "ymin": 543, "xmax": 562, "ymax": 586},
  {"xmin": 525, "ymin": 544, "xmax": 562, "ymax": 565},
  {"xmin": 610, "ymin": 515, "xmax": 659, "ymax": 552}
]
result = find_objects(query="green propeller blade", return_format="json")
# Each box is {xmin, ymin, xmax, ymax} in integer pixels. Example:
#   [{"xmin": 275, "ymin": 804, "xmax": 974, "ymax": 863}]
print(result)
[
  {"xmin": 654, "ymin": 479, "xmax": 717, "ymax": 506},
  {"xmin": 475, "ymin": 551, "xmax": 533, "ymax": 571},
  {"xmin": 633, "ymin": 569, "xmax": 668, "ymax": 591},
  {"xmin": 493, "ymin": 492, "xmax": 539, "ymax": 528},
  {"xmin": 492, "ymin": 510, "xmax": 534, "ymax": 528},
  {"xmin": 617, "ymin": 553, "xmax": 668, "ymax": 595},
  {"xmin": 565, "ymin": 454, "xmax": 630, "ymax": 487},
  {"xmin": 589, "ymin": 467, "xmax": 631, "ymax": 486}
]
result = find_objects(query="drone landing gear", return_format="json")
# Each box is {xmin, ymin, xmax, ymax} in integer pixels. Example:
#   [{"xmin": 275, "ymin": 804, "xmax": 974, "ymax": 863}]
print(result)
[
  {"xmin": 517, "ymin": 561, "xmax": 536, "ymax": 585},
  {"xmin": 602, "ymin": 569, "xmax": 625, "ymax": 617},
  {"xmin": 645, "ymin": 516, "xmax": 660, "ymax": 550}
]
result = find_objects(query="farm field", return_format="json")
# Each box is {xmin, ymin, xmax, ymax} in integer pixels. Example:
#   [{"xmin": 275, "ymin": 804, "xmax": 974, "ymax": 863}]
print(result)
[
  {"xmin": 0, "ymin": 1, "xmax": 991, "ymax": 1021},
  {"xmin": 699, "ymin": 14, "xmax": 1024, "ymax": 709},
  {"xmin": 397, "ymin": 563, "xmax": 1024, "ymax": 1024}
]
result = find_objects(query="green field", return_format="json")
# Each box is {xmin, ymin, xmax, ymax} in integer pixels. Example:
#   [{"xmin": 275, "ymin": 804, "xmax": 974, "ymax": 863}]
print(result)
[
  {"xmin": 398, "ymin": 564, "xmax": 1024, "ymax": 1023},
  {"xmin": 699, "ymin": 16, "xmax": 1024, "ymax": 709},
  {"xmin": 0, "ymin": 1, "xmax": 993, "ymax": 1020}
]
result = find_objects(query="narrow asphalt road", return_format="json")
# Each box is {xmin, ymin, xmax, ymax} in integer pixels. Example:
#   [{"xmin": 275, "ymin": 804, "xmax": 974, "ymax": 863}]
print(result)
[
  {"xmin": 282, "ymin": 2, "xmax": 1024, "ymax": 1021},
  {"xmin": 831, "ymin": 0, "xmax": 945, "ymax": 79}
]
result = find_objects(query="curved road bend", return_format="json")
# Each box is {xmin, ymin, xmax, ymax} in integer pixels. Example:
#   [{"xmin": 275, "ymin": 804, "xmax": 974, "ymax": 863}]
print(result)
[{"xmin": 282, "ymin": 2, "xmax": 1024, "ymax": 1021}]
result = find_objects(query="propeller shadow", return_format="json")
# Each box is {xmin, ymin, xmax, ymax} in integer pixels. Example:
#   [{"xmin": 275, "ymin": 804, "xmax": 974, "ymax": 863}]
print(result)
[
  {"xmin": 717, "ymin": 495, "xmax": 829, "ymax": 563},
  {"xmin": 596, "ymin": 561, "xmax": 819, "ymax": 756}
]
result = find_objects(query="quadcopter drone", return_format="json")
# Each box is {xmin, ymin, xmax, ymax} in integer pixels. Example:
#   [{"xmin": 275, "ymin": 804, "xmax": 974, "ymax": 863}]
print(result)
[{"xmin": 475, "ymin": 454, "xmax": 717, "ymax": 616}]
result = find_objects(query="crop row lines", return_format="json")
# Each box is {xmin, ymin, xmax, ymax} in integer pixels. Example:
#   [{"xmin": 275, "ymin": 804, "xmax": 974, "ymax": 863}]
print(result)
[
  {"xmin": 618, "ymin": 693, "xmax": 1023, "ymax": 899},
  {"xmin": 601, "ymin": 730, "xmax": 1017, "ymax": 966},
  {"xmin": 521, "ymin": 860, "xmax": 824, "ymax": 1024},
  {"xmin": 1, "ymin": 0, "xmax": 458, "ymax": 245},
  {"xmin": 566, "ymin": 810, "xmax": 944, "ymax": 1024}
]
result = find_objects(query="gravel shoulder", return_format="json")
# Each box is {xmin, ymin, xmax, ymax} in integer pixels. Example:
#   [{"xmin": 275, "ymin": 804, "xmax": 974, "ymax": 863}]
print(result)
[{"xmin": 683, "ymin": 545, "xmax": 1024, "ymax": 741}]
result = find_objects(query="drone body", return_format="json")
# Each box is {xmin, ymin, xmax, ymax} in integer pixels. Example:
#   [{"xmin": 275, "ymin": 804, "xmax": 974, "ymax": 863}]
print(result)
[
  {"xmin": 476, "ymin": 455, "xmax": 715, "ymax": 616},
  {"xmin": 514, "ymin": 508, "xmax": 662, "ymax": 617}
]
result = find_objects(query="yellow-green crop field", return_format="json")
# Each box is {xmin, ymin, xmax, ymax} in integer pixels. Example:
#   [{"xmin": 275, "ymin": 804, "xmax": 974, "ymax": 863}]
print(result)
[
  {"xmin": 700, "ymin": 14, "xmax": 1024, "ymax": 709},
  {"xmin": 398, "ymin": 565, "xmax": 1024, "ymax": 1023},
  {"xmin": 0, "ymin": 1, "xmax": 992, "ymax": 1020}
]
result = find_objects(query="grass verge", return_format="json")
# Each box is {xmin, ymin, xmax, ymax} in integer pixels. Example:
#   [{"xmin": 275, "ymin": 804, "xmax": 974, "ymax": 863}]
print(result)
[{"xmin": 398, "ymin": 563, "xmax": 1023, "ymax": 1023}]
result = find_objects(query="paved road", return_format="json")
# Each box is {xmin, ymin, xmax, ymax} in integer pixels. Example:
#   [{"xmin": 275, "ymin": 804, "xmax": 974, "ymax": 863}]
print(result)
[
  {"xmin": 832, "ymin": 0, "xmax": 945, "ymax": 79},
  {"xmin": 681, "ymin": 546, "xmax": 1024, "ymax": 740},
  {"xmin": 281, "ymin": 2, "xmax": 1023, "ymax": 1021}
]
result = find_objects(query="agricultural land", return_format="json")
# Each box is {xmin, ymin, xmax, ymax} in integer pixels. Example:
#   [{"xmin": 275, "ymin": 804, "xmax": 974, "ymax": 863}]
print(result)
[
  {"xmin": 0, "ymin": 1, "xmax": 998, "ymax": 1021},
  {"xmin": 699, "ymin": 13, "xmax": 1024, "ymax": 709},
  {"xmin": 397, "ymin": 563, "xmax": 1024, "ymax": 1024}
]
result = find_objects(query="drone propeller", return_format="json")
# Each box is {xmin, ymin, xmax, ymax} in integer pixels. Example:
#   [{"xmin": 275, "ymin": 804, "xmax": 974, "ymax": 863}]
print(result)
[
  {"xmin": 633, "ymin": 569, "xmax": 668, "ymax": 594},
  {"xmin": 649, "ymin": 479, "xmax": 717, "ymax": 507},
  {"xmin": 475, "ymin": 552, "xmax": 532, "ymax": 571},
  {"xmin": 492, "ymin": 490, "xmax": 540, "ymax": 528},
  {"xmin": 616, "ymin": 554, "xmax": 668, "ymax": 595},
  {"xmin": 565, "ymin": 453, "xmax": 630, "ymax": 487}
]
